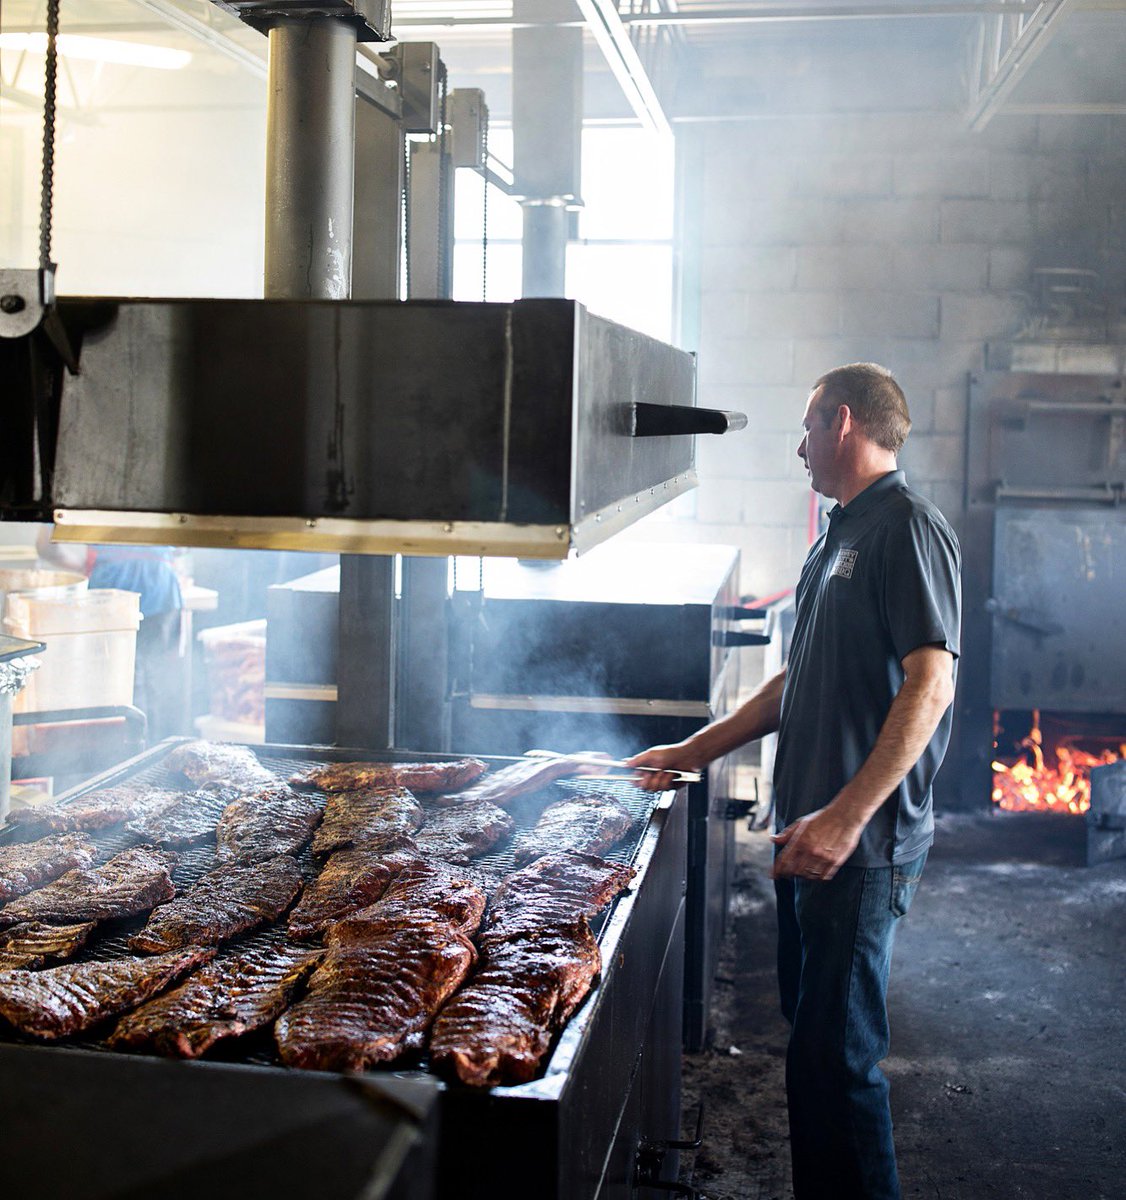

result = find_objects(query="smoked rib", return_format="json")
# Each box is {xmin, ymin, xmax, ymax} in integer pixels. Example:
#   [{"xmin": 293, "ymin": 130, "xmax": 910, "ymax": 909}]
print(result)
[
  {"xmin": 311, "ymin": 787, "xmax": 423, "ymax": 856},
  {"xmin": 124, "ymin": 791, "xmax": 228, "ymax": 849},
  {"xmin": 129, "ymin": 855, "xmax": 303, "ymax": 953},
  {"xmin": 286, "ymin": 841, "xmax": 408, "ymax": 941},
  {"xmin": 0, "ymin": 834, "xmax": 97, "ymax": 903},
  {"xmin": 0, "ymin": 947, "xmax": 214, "ymax": 1039},
  {"xmin": 291, "ymin": 758, "xmax": 487, "ymax": 795},
  {"xmin": 165, "ymin": 741, "xmax": 276, "ymax": 790},
  {"xmin": 4, "ymin": 787, "xmax": 181, "ymax": 837},
  {"xmin": 0, "ymin": 921, "xmax": 96, "ymax": 970},
  {"xmin": 110, "ymin": 944, "xmax": 322, "ymax": 1058},
  {"xmin": 413, "ymin": 799, "xmax": 514, "ymax": 865},
  {"xmin": 510, "ymin": 793, "xmax": 633, "ymax": 868},
  {"xmin": 214, "ymin": 785, "xmax": 324, "ymax": 865},
  {"xmin": 0, "ymin": 848, "xmax": 178, "ymax": 929}
]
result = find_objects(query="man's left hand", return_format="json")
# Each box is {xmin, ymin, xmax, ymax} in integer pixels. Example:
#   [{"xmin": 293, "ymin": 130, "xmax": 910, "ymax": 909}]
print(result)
[{"xmin": 769, "ymin": 804, "xmax": 865, "ymax": 882}]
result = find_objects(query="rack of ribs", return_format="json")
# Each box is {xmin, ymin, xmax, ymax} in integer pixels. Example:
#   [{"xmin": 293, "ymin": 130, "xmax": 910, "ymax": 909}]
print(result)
[
  {"xmin": 165, "ymin": 740, "xmax": 277, "ymax": 791},
  {"xmin": 431, "ymin": 756, "xmax": 602, "ymax": 809},
  {"xmin": 128, "ymin": 855, "xmax": 304, "ymax": 953},
  {"xmin": 0, "ymin": 946, "xmax": 214, "ymax": 1039},
  {"xmin": 484, "ymin": 852, "xmax": 637, "ymax": 940},
  {"xmin": 510, "ymin": 793, "xmax": 633, "ymax": 868},
  {"xmin": 311, "ymin": 787, "xmax": 423, "ymax": 856},
  {"xmin": 429, "ymin": 918, "xmax": 602, "ymax": 1088},
  {"xmin": 275, "ymin": 917, "xmax": 477, "ymax": 1072},
  {"xmin": 0, "ymin": 834, "xmax": 97, "ymax": 903},
  {"xmin": 214, "ymin": 784, "xmax": 325, "ymax": 865},
  {"xmin": 291, "ymin": 758, "xmax": 487, "ymax": 795},
  {"xmin": 286, "ymin": 838, "xmax": 416, "ymax": 941},
  {"xmin": 123, "ymin": 790, "xmax": 230, "ymax": 849},
  {"xmin": 4, "ymin": 787, "xmax": 183, "ymax": 837},
  {"xmin": 0, "ymin": 921, "xmax": 96, "ymax": 970},
  {"xmin": 0, "ymin": 847, "xmax": 178, "ymax": 929},
  {"xmin": 413, "ymin": 799, "xmax": 515, "ymax": 865},
  {"xmin": 110, "ymin": 944, "xmax": 322, "ymax": 1058}
]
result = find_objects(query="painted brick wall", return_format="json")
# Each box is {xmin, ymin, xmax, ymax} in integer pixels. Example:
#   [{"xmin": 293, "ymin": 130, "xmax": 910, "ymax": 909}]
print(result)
[{"xmin": 622, "ymin": 112, "xmax": 1126, "ymax": 603}]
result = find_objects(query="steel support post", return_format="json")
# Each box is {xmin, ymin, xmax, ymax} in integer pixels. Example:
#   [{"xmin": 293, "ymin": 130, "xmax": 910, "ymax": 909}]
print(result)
[
  {"xmin": 513, "ymin": 0, "xmax": 583, "ymax": 299},
  {"xmin": 264, "ymin": 16, "xmax": 357, "ymax": 299}
]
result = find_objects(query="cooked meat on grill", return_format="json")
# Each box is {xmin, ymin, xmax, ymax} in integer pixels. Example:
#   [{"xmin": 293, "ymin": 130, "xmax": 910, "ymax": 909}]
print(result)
[
  {"xmin": 0, "ymin": 921, "xmax": 97, "ymax": 970},
  {"xmin": 413, "ymin": 799, "xmax": 515, "ymax": 865},
  {"xmin": 311, "ymin": 786, "xmax": 423, "ymax": 856},
  {"xmin": 165, "ymin": 740, "xmax": 276, "ymax": 790},
  {"xmin": 326, "ymin": 855, "xmax": 487, "ymax": 940},
  {"xmin": 128, "ymin": 855, "xmax": 304, "ymax": 954},
  {"xmin": 0, "ymin": 833, "xmax": 97, "ymax": 903},
  {"xmin": 0, "ymin": 946, "xmax": 214, "ymax": 1039},
  {"xmin": 214, "ymin": 784, "xmax": 324, "ymax": 865},
  {"xmin": 432, "ymin": 756, "xmax": 597, "ymax": 809},
  {"xmin": 109, "ymin": 943, "xmax": 322, "ymax": 1058},
  {"xmin": 484, "ymin": 852, "xmax": 636, "ymax": 940},
  {"xmin": 287, "ymin": 840, "xmax": 415, "ymax": 941},
  {"xmin": 4, "ymin": 786, "xmax": 180, "ymax": 837},
  {"xmin": 0, "ymin": 847, "xmax": 178, "ymax": 929},
  {"xmin": 430, "ymin": 919, "xmax": 601, "ymax": 1088},
  {"xmin": 275, "ymin": 919, "xmax": 476, "ymax": 1072},
  {"xmin": 510, "ymin": 792, "xmax": 633, "ymax": 868},
  {"xmin": 124, "ymin": 790, "xmax": 228, "ymax": 849},
  {"xmin": 291, "ymin": 757, "xmax": 487, "ymax": 795}
]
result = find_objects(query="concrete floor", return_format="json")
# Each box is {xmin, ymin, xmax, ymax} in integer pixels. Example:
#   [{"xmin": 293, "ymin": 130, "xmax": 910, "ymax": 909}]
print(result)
[{"xmin": 679, "ymin": 811, "xmax": 1126, "ymax": 1200}]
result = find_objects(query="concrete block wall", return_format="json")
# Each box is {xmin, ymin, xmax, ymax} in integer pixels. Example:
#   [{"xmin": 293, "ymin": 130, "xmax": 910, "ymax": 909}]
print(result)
[{"xmin": 622, "ymin": 112, "xmax": 1126, "ymax": 602}]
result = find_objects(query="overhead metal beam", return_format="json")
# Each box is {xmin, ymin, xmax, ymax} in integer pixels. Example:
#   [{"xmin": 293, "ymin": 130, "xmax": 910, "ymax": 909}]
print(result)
[
  {"xmin": 130, "ymin": 0, "xmax": 267, "ymax": 76},
  {"xmin": 574, "ymin": 0, "xmax": 671, "ymax": 140},
  {"xmin": 968, "ymin": 0, "xmax": 1079, "ymax": 130}
]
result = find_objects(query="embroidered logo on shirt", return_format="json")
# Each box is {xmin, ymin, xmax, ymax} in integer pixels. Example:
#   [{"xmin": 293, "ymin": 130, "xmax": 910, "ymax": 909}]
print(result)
[{"xmin": 831, "ymin": 548, "xmax": 858, "ymax": 579}]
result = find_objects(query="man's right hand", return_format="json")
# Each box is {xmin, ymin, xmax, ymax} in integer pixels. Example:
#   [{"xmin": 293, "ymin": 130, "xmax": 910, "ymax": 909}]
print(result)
[{"xmin": 625, "ymin": 743, "xmax": 706, "ymax": 792}]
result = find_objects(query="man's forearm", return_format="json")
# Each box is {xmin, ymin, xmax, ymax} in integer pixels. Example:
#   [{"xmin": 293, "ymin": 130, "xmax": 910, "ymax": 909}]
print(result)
[{"xmin": 688, "ymin": 668, "xmax": 786, "ymax": 763}]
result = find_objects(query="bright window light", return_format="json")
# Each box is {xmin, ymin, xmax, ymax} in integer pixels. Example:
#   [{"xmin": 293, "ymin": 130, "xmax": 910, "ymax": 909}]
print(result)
[{"xmin": 0, "ymin": 33, "xmax": 192, "ymax": 71}]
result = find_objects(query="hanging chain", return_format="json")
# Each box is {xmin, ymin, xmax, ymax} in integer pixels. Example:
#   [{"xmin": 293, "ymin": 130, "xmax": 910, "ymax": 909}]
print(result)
[
  {"xmin": 39, "ymin": 0, "xmax": 62, "ymax": 273},
  {"xmin": 436, "ymin": 63, "xmax": 450, "ymax": 298},
  {"xmin": 401, "ymin": 128, "xmax": 411, "ymax": 298},
  {"xmin": 481, "ymin": 116, "xmax": 489, "ymax": 301}
]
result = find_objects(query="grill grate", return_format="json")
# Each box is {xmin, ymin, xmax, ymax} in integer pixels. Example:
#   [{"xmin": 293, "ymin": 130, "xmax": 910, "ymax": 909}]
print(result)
[{"xmin": 0, "ymin": 745, "xmax": 659, "ymax": 1073}]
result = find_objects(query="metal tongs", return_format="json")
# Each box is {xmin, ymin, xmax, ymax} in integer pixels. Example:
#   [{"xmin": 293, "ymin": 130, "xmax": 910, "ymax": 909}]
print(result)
[{"xmin": 523, "ymin": 749, "xmax": 702, "ymax": 785}]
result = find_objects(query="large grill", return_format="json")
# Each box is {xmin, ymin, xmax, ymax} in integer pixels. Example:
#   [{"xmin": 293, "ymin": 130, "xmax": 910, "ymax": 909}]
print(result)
[{"xmin": 0, "ymin": 743, "xmax": 687, "ymax": 1200}]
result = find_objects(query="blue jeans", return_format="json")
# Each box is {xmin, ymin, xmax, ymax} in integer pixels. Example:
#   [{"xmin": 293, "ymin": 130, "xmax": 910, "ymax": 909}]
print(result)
[{"xmin": 774, "ymin": 850, "xmax": 928, "ymax": 1200}]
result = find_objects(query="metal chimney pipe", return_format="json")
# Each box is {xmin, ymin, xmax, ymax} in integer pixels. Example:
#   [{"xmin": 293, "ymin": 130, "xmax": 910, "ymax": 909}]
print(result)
[{"xmin": 264, "ymin": 17, "xmax": 357, "ymax": 299}]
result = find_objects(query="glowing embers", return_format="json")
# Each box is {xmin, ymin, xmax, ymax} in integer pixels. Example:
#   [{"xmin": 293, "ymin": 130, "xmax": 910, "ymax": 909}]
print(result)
[{"xmin": 991, "ymin": 710, "xmax": 1124, "ymax": 815}]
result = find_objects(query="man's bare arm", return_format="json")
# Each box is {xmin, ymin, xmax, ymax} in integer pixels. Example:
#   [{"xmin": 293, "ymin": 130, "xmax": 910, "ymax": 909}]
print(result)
[
  {"xmin": 772, "ymin": 645, "xmax": 955, "ymax": 881},
  {"xmin": 626, "ymin": 668, "xmax": 787, "ymax": 792}
]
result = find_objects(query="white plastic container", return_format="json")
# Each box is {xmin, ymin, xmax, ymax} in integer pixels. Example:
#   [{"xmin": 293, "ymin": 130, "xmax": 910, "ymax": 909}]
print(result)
[{"xmin": 3, "ymin": 589, "xmax": 142, "ymax": 714}]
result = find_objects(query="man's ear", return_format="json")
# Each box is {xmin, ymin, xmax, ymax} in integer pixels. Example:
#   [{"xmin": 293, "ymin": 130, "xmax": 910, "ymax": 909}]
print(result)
[{"xmin": 836, "ymin": 404, "xmax": 853, "ymax": 443}]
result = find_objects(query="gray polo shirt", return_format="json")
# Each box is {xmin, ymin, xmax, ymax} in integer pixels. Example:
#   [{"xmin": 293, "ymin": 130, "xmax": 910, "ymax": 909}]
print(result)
[{"xmin": 773, "ymin": 470, "xmax": 961, "ymax": 867}]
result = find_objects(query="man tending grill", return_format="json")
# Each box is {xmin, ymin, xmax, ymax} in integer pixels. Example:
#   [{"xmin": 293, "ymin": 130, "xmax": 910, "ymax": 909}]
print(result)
[{"xmin": 629, "ymin": 362, "xmax": 962, "ymax": 1200}]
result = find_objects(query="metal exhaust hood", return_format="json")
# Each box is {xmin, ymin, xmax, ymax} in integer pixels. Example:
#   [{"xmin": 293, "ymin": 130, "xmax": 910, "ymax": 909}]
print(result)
[{"xmin": 33, "ymin": 294, "xmax": 732, "ymax": 559}]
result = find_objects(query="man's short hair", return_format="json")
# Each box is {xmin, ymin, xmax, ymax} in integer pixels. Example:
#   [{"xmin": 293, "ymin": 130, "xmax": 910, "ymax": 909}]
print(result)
[{"xmin": 812, "ymin": 363, "xmax": 911, "ymax": 454}]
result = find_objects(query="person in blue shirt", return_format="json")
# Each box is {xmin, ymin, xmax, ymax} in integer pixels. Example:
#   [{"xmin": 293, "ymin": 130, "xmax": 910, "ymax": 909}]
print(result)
[{"xmin": 630, "ymin": 363, "xmax": 961, "ymax": 1200}]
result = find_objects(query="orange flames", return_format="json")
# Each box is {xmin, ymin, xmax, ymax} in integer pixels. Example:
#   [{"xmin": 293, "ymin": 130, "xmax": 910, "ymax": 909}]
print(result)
[{"xmin": 992, "ymin": 710, "xmax": 1124, "ymax": 815}]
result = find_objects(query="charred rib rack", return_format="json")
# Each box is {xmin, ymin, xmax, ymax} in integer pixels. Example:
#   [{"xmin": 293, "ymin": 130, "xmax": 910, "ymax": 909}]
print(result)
[
  {"xmin": 166, "ymin": 740, "xmax": 276, "ymax": 790},
  {"xmin": 0, "ymin": 947, "xmax": 215, "ymax": 1039},
  {"xmin": 434, "ymin": 757, "xmax": 594, "ymax": 809},
  {"xmin": 511, "ymin": 793, "xmax": 633, "ymax": 868},
  {"xmin": 110, "ymin": 944, "xmax": 322, "ymax": 1059},
  {"xmin": 311, "ymin": 787, "xmax": 423, "ymax": 856},
  {"xmin": 129, "ymin": 855, "xmax": 304, "ymax": 953},
  {"xmin": 0, "ymin": 921, "xmax": 97, "ymax": 970},
  {"xmin": 0, "ymin": 834, "xmax": 97, "ymax": 903},
  {"xmin": 214, "ymin": 785, "xmax": 324, "ymax": 865},
  {"xmin": 275, "ymin": 918, "xmax": 477, "ymax": 1072},
  {"xmin": 124, "ymin": 790, "xmax": 228, "ymax": 849},
  {"xmin": 286, "ymin": 839, "xmax": 414, "ymax": 941},
  {"xmin": 430, "ymin": 919, "xmax": 601, "ymax": 1088},
  {"xmin": 292, "ymin": 758, "xmax": 487, "ymax": 795},
  {"xmin": 0, "ymin": 848, "xmax": 178, "ymax": 929},
  {"xmin": 4, "ymin": 787, "xmax": 181, "ymax": 837},
  {"xmin": 414, "ymin": 800, "xmax": 515, "ymax": 865}
]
